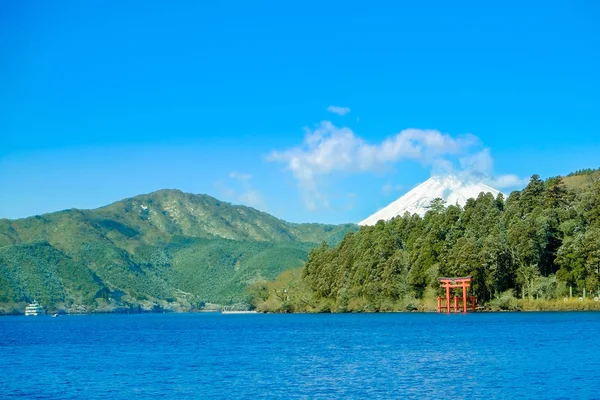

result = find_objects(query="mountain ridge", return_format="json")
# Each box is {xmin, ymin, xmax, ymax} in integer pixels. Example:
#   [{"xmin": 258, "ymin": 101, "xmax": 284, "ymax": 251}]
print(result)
[
  {"xmin": 0, "ymin": 189, "xmax": 357, "ymax": 314},
  {"xmin": 359, "ymin": 175, "xmax": 502, "ymax": 225},
  {"xmin": 0, "ymin": 189, "xmax": 355, "ymax": 246}
]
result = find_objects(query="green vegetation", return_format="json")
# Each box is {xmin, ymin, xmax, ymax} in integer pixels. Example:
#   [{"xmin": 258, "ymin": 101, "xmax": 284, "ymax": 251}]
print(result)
[
  {"xmin": 566, "ymin": 168, "xmax": 600, "ymax": 178},
  {"xmin": 562, "ymin": 168, "xmax": 600, "ymax": 190},
  {"xmin": 252, "ymin": 171, "xmax": 600, "ymax": 313},
  {"xmin": 0, "ymin": 190, "xmax": 356, "ymax": 314}
]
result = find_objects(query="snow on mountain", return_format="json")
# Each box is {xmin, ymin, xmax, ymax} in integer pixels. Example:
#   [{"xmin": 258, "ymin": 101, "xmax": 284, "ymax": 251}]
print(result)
[{"xmin": 359, "ymin": 175, "xmax": 501, "ymax": 226}]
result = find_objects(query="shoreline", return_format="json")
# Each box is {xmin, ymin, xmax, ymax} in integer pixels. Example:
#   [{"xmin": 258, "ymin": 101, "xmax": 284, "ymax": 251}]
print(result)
[
  {"xmin": 4, "ymin": 296, "xmax": 600, "ymax": 316},
  {"xmin": 3, "ymin": 307, "xmax": 600, "ymax": 317}
]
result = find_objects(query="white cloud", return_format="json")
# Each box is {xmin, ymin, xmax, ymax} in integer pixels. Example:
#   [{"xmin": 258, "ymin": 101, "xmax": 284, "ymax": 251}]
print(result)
[
  {"xmin": 270, "ymin": 121, "xmax": 478, "ymax": 176},
  {"xmin": 268, "ymin": 121, "xmax": 480, "ymax": 209},
  {"xmin": 269, "ymin": 121, "xmax": 528, "ymax": 209},
  {"xmin": 326, "ymin": 105, "xmax": 351, "ymax": 116}
]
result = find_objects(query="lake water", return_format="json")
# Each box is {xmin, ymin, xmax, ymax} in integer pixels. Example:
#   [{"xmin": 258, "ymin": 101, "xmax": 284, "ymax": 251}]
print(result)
[{"xmin": 1, "ymin": 312, "xmax": 599, "ymax": 399}]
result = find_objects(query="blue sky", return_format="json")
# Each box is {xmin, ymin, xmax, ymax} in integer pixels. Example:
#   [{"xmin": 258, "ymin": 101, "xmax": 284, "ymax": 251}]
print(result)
[{"xmin": 1, "ymin": 1, "xmax": 599, "ymax": 224}]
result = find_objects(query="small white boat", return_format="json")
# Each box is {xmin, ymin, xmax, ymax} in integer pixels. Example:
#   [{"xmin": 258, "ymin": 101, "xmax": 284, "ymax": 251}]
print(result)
[{"xmin": 24, "ymin": 301, "xmax": 45, "ymax": 316}]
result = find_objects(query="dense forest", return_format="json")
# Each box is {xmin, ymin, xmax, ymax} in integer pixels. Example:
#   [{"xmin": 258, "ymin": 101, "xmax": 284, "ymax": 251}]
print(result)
[
  {"xmin": 0, "ymin": 189, "xmax": 355, "ymax": 314},
  {"xmin": 251, "ymin": 170, "xmax": 600, "ymax": 312}
]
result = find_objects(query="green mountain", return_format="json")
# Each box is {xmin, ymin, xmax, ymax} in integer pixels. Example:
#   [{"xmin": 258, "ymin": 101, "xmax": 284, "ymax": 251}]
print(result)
[{"xmin": 0, "ymin": 189, "xmax": 357, "ymax": 314}]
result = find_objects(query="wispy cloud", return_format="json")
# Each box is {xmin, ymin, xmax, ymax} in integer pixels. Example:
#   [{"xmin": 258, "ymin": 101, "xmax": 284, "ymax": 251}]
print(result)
[
  {"xmin": 229, "ymin": 171, "xmax": 252, "ymax": 182},
  {"xmin": 458, "ymin": 149, "xmax": 528, "ymax": 189},
  {"xmin": 326, "ymin": 105, "xmax": 351, "ymax": 116},
  {"xmin": 487, "ymin": 174, "xmax": 529, "ymax": 189},
  {"xmin": 382, "ymin": 183, "xmax": 408, "ymax": 195},
  {"xmin": 218, "ymin": 171, "xmax": 267, "ymax": 211},
  {"xmin": 238, "ymin": 189, "xmax": 265, "ymax": 210},
  {"xmin": 269, "ymin": 121, "xmax": 526, "ymax": 209}
]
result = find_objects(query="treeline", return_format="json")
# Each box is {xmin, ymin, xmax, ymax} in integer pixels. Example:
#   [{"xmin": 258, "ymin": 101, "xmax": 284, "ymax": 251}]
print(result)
[
  {"xmin": 567, "ymin": 168, "xmax": 600, "ymax": 177},
  {"xmin": 251, "ymin": 174, "xmax": 600, "ymax": 312}
]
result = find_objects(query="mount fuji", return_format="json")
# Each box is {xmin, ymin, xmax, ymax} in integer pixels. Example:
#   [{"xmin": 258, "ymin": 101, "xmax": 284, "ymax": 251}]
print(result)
[{"xmin": 359, "ymin": 175, "xmax": 501, "ymax": 225}]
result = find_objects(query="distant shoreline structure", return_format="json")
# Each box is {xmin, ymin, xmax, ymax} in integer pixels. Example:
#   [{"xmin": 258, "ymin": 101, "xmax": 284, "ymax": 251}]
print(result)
[{"xmin": 221, "ymin": 310, "xmax": 258, "ymax": 314}]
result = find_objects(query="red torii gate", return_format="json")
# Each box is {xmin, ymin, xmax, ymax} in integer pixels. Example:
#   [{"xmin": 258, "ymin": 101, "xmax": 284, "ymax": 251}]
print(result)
[{"xmin": 438, "ymin": 276, "xmax": 476, "ymax": 313}]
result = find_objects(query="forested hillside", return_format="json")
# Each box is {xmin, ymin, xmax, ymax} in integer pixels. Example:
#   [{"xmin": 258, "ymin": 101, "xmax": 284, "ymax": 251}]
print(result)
[
  {"xmin": 252, "ymin": 171, "xmax": 600, "ymax": 312},
  {"xmin": 0, "ymin": 190, "xmax": 356, "ymax": 314}
]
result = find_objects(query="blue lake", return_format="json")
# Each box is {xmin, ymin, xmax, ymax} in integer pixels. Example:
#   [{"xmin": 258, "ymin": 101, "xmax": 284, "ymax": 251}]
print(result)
[{"xmin": 1, "ymin": 312, "xmax": 599, "ymax": 399}]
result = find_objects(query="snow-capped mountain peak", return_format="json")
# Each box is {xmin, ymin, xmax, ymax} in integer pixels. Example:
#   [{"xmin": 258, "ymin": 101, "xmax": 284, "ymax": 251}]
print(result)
[{"xmin": 358, "ymin": 175, "xmax": 501, "ymax": 225}]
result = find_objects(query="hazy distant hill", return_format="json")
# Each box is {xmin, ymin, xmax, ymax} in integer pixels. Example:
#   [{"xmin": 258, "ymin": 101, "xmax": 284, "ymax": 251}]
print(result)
[{"xmin": 0, "ymin": 190, "xmax": 356, "ymax": 314}]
